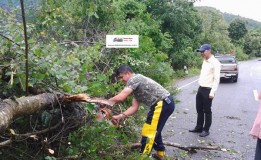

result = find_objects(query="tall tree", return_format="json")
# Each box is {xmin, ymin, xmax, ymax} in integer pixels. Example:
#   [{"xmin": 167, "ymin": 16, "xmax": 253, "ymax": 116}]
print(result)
[
  {"xmin": 197, "ymin": 7, "xmax": 233, "ymax": 53},
  {"xmin": 228, "ymin": 19, "xmax": 248, "ymax": 44},
  {"xmin": 143, "ymin": 0, "xmax": 202, "ymax": 52},
  {"xmin": 140, "ymin": 0, "xmax": 203, "ymax": 70},
  {"xmin": 243, "ymin": 27, "xmax": 261, "ymax": 56}
]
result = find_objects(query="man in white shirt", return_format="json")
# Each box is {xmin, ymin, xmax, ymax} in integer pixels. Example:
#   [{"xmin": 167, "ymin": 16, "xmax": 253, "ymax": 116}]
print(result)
[{"xmin": 189, "ymin": 44, "xmax": 221, "ymax": 137}]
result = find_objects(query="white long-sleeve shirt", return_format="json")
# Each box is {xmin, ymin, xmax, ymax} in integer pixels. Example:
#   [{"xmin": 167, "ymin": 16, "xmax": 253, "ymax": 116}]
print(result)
[{"xmin": 198, "ymin": 55, "xmax": 221, "ymax": 97}]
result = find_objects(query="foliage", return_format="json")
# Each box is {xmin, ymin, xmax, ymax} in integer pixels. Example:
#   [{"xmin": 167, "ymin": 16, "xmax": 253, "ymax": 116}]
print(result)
[
  {"xmin": 30, "ymin": 42, "xmax": 106, "ymax": 94},
  {"xmin": 67, "ymin": 122, "xmax": 121, "ymax": 159},
  {"xmin": 0, "ymin": 7, "xmax": 33, "ymax": 96},
  {"xmin": 223, "ymin": 12, "xmax": 261, "ymax": 30},
  {"xmin": 1, "ymin": 0, "xmax": 260, "ymax": 159},
  {"xmin": 101, "ymin": 0, "xmax": 175, "ymax": 86},
  {"xmin": 170, "ymin": 47, "xmax": 202, "ymax": 70},
  {"xmin": 144, "ymin": 0, "xmax": 202, "ymax": 53},
  {"xmin": 197, "ymin": 6, "xmax": 261, "ymax": 30},
  {"xmin": 196, "ymin": 7, "xmax": 234, "ymax": 54},
  {"xmin": 143, "ymin": 61, "xmax": 174, "ymax": 86},
  {"xmin": 33, "ymin": 0, "xmax": 115, "ymax": 42},
  {"xmin": 0, "ymin": 1, "xmax": 177, "ymax": 159},
  {"xmin": 243, "ymin": 27, "xmax": 261, "ymax": 57},
  {"xmin": 234, "ymin": 46, "xmax": 249, "ymax": 61},
  {"xmin": 228, "ymin": 19, "xmax": 248, "ymax": 44},
  {"xmin": 65, "ymin": 102, "xmax": 146, "ymax": 159}
]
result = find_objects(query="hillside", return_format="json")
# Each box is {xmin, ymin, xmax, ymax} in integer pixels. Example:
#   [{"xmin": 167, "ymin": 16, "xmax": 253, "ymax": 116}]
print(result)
[
  {"xmin": 223, "ymin": 12, "xmax": 261, "ymax": 30},
  {"xmin": 196, "ymin": 6, "xmax": 261, "ymax": 30},
  {"xmin": 1, "ymin": 1, "xmax": 261, "ymax": 30}
]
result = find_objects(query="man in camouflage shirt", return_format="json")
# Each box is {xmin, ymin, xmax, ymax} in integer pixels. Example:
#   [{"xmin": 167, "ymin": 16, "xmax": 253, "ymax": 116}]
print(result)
[{"xmin": 108, "ymin": 64, "xmax": 175, "ymax": 160}]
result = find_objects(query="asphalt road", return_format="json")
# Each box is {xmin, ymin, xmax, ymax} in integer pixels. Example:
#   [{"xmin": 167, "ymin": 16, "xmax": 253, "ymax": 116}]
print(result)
[{"xmin": 162, "ymin": 58, "xmax": 261, "ymax": 160}]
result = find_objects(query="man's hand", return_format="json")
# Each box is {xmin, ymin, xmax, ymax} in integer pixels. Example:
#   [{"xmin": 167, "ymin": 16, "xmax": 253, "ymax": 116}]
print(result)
[
  {"xmin": 112, "ymin": 114, "xmax": 124, "ymax": 122},
  {"xmin": 209, "ymin": 95, "xmax": 214, "ymax": 99}
]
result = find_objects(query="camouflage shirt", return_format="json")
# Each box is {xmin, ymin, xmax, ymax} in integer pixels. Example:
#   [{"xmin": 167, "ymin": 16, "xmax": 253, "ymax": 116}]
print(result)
[{"xmin": 126, "ymin": 74, "xmax": 170, "ymax": 106}]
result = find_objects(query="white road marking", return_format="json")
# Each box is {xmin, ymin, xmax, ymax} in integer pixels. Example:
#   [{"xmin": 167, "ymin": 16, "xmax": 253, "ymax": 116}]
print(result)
[
  {"xmin": 253, "ymin": 90, "xmax": 259, "ymax": 101},
  {"xmin": 178, "ymin": 79, "xmax": 199, "ymax": 90}
]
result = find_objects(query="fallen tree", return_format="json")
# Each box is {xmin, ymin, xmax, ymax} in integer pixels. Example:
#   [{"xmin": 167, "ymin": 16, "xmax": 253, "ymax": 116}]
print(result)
[
  {"xmin": 0, "ymin": 93, "xmax": 91, "ymax": 159},
  {"xmin": 0, "ymin": 93, "xmax": 59, "ymax": 133},
  {"xmin": 0, "ymin": 93, "xmax": 223, "ymax": 159},
  {"xmin": 0, "ymin": 93, "xmax": 114, "ymax": 134}
]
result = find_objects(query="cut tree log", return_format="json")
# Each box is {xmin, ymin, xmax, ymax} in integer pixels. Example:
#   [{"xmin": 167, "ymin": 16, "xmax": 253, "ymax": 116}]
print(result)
[
  {"xmin": 0, "ymin": 93, "xmax": 114, "ymax": 133},
  {"xmin": 0, "ymin": 93, "xmax": 59, "ymax": 133}
]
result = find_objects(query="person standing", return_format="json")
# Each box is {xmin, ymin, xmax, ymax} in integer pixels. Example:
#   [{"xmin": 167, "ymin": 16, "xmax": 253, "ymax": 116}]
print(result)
[
  {"xmin": 189, "ymin": 44, "xmax": 221, "ymax": 137},
  {"xmin": 108, "ymin": 64, "xmax": 175, "ymax": 160},
  {"xmin": 250, "ymin": 90, "xmax": 261, "ymax": 160}
]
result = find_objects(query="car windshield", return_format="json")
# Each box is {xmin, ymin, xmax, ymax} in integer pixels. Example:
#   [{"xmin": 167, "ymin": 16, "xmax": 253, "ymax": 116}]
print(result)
[{"xmin": 216, "ymin": 57, "xmax": 236, "ymax": 63}]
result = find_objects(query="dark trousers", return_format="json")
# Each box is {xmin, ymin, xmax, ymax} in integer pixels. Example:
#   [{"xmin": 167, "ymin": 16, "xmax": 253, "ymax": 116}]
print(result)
[
  {"xmin": 255, "ymin": 138, "xmax": 261, "ymax": 160},
  {"xmin": 140, "ymin": 96, "xmax": 175, "ymax": 154},
  {"xmin": 195, "ymin": 86, "xmax": 213, "ymax": 131}
]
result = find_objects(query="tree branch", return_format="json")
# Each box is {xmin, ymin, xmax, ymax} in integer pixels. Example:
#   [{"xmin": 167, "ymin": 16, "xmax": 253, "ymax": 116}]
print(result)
[
  {"xmin": 0, "ymin": 33, "xmax": 20, "ymax": 47},
  {"xmin": 121, "ymin": 141, "xmax": 221, "ymax": 153},
  {"xmin": 0, "ymin": 139, "xmax": 12, "ymax": 146},
  {"xmin": 20, "ymin": 0, "xmax": 29, "ymax": 95},
  {"xmin": 0, "ymin": 122, "xmax": 62, "ymax": 147}
]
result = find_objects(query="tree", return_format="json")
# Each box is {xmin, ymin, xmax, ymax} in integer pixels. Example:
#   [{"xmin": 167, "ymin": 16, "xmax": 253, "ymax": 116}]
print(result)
[
  {"xmin": 144, "ymin": 0, "xmax": 202, "ymax": 52},
  {"xmin": 243, "ymin": 27, "xmax": 261, "ymax": 56},
  {"xmin": 140, "ymin": 0, "xmax": 203, "ymax": 70},
  {"xmin": 228, "ymin": 19, "xmax": 248, "ymax": 44},
  {"xmin": 197, "ymin": 7, "xmax": 233, "ymax": 54}
]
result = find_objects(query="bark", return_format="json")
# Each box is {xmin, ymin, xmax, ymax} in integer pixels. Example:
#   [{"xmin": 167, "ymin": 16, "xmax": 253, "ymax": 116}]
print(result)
[{"xmin": 0, "ymin": 93, "xmax": 58, "ymax": 133}]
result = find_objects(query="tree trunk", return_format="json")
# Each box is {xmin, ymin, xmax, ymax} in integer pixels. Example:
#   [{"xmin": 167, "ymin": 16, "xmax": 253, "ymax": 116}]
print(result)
[{"xmin": 0, "ymin": 93, "xmax": 58, "ymax": 133}]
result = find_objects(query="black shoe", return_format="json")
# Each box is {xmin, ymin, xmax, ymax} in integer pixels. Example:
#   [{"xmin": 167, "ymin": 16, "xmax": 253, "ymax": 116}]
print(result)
[
  {"xmin": 199, "ymin": 130, "xmax": 209, "ymax": 137},
  {"xmin": 152, "ymin": 154, "xmax": 164, "ymax": 160},
  {"xmin": 189, "ymin": 127, "xmax": 202, "ymax": 133}
]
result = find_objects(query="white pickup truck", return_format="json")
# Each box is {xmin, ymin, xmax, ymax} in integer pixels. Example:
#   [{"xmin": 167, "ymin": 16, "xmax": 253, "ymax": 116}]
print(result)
[{"xmin": 215, "ymin": 55, "xmax": 239, "ymax": 82}]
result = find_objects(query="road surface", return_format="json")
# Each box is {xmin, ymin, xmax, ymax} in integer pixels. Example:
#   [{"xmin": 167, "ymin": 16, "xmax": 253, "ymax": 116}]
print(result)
[{"xmin": 163, "ymin": 59, "xmax": 261, "ymax": 160}]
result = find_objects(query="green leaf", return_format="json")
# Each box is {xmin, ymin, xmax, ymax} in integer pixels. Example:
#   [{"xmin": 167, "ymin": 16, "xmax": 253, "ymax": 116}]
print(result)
[
  {"xmin": 33, "ymin": 48, "xmax": 43, "ymax": 56},
  {"xmin": 85, "ymin": 103, "xmax": 96, "ymax": 114},
  {"xmin": 63, "ymin": 84, "xmax": 71, "ymax": 92},
  {"xmin": 14, "ymin": 36, "xmax": 24, "ymax": 43},
  {"xmin": 97, "ymin": 74, "xmax": 104, "ymax": 81},
  {"xmin": 35, "ymin": 73, "xmax": 46, "ymax": 80}
]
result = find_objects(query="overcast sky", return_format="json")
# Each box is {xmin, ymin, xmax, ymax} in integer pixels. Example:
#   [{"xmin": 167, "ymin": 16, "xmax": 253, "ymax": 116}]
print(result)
[{"xmin": 194, "ymin": 0, "xmax": 261, "ymax": 22}]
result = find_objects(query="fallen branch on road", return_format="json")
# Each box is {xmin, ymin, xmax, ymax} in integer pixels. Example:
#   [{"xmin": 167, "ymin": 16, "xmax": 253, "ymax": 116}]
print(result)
[
  {"xmin": 164, "ymin": 141, "xmax": 221, "ymax": 153},
  {"xmin": 123, "ymin": 141, "xmax": 221, "ymax": 153}
]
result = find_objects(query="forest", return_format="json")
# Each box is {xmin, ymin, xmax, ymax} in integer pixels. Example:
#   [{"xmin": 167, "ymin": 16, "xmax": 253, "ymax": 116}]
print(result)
[{"xmin": 0, "ymin": 0, "xmax": 261, "ymax": 159}]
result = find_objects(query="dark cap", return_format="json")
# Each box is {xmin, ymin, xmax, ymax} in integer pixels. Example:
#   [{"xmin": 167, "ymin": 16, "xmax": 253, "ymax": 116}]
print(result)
[{"xmin": 197, "ymin": 44, "xmax": 211, "ymax": 52}]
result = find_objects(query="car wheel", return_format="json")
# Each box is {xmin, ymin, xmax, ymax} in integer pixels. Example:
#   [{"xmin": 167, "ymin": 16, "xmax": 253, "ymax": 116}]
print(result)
[{"xmin": 233, "ymin": 75, "xmax": 238, "ymax": 83}]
